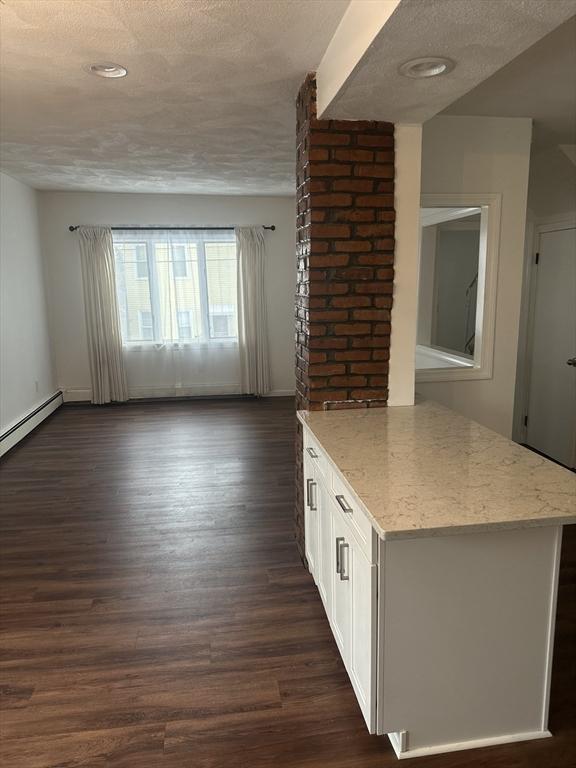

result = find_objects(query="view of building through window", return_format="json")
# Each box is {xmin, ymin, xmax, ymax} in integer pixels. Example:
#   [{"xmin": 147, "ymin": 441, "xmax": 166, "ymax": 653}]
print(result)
[{"xmin": 113, "ymin": 230, "xmax": 238, "ymax": 344}]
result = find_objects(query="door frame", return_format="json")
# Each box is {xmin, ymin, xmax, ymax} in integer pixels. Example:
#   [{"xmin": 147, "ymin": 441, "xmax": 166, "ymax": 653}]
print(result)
[{"xmin": 520, "ymin": 217, "xmax": 576, "ymax": 467}]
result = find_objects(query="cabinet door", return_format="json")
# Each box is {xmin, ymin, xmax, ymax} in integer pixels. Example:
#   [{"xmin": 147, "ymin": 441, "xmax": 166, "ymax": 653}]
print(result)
[
  {"xmin": 349, "ymin": 543, "xmax": 377, "ymax": 732},
  {"xmin": 315, "ymin": 477, "xmax": 332, "ymax": 614},
  {"xmin": 303, "ymin": 455, "xmax": 319, "ymax": 578},
  {"xmin": 331, "ymin": 509, "xmax": 352, "ymax": 659},
  {"xmin": 330, "ymin": 497, "xmax": 377, "ymax": 733}
]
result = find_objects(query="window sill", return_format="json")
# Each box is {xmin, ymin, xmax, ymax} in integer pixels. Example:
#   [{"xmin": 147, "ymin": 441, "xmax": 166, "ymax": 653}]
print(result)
[
  {"xmin": 123, "ymin": 340, "xmax": 239, "ymax": 350},
  {"xmin": 416, "ymin": 344, "xmax": 472, "ymax": 369},
  {"xmin": 415, "ymin": 344, "xmax": 492, "ymax": 383}
]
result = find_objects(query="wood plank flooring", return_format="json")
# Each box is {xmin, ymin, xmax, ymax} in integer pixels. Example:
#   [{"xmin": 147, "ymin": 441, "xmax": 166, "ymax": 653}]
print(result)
[{"xmin": 0, "ymin": 398, "xmax": 574, "ymax": 767}]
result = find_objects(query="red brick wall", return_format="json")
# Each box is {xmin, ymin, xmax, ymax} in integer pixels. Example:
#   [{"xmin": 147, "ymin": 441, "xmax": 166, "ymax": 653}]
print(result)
[{"xmin": 294, "ymin": 74, "xmax": 396, "ymax": 558}]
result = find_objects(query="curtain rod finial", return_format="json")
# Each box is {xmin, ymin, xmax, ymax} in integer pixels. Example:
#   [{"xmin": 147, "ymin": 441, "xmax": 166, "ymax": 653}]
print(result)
[{"xmin": 69, "ymin": 226, "xmax": 76, "ymax": 232}]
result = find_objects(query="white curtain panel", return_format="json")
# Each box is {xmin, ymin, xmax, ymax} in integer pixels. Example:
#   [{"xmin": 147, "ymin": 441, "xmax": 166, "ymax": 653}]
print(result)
[
  {"xmin": 122, "ymin": 343, "xmax": 241, "ymax": 398},
  {"xmin": 113, "ymin": 228, "xmax": 242, "ymax": 397},
  {"xmin": 78, "ymin": 227, "xmax": 128, "ymax": 404},
  {"xmin": 235, "ymin": 227, "xmax": 270, "ymax": 395}
]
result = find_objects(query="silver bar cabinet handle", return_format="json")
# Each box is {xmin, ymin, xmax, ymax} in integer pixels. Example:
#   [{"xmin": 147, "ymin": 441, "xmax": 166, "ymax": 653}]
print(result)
[
  {"xmin": 306, "ymin": 446, "xmax": 319, "ymax": 459},
  {"xmin": 306, "ymin": 478, "xmax": 317, "ymax": 510},
  {"xmin": 335, "ymin": 536, "xmax": 344, "ymax": 574},
  {"xmin": 339, "ymin": 542, "xmax": 350, "ymax": 581},
  {"xmin": 335, "ymin": 494, "xmax": 353, "ymax": 515}
]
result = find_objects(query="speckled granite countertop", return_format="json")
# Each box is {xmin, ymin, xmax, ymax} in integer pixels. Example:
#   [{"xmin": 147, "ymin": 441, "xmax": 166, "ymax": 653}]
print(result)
[{"xmin": 297, "ymin": 400, "xmax": 576, "ymax": 539}]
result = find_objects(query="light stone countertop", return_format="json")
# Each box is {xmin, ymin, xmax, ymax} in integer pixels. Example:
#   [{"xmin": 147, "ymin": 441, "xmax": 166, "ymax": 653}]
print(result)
[{"xmin": 297, "ymin": 400, "xmax": 576, "ymax": 539}]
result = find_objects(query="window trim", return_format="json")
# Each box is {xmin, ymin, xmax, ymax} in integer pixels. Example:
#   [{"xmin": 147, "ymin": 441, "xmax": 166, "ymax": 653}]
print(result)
[{"xmin": 416, "ymin": 193, "xmax": 501, "ymax": 383}]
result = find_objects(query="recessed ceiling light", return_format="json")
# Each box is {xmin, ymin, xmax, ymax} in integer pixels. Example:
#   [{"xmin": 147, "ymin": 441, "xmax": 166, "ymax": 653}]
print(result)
[
  {"xmin": 398, "ymin": 57, "xmax": 455, "ymax": 79},
  {"xmin": 88, "ymin": 63, "xmax": 128, "ymax": 79}
]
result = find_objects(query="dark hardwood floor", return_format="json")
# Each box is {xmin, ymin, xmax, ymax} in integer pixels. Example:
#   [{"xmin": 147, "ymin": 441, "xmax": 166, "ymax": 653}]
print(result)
[{"xmin": 0, "ymin": 398, "xmax": 574, "ymax": 767}]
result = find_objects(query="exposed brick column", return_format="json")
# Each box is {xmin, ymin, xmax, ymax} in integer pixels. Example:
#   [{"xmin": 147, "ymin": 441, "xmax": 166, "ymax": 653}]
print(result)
[{"xmin": 294, "ymin": 74, "xmax": 396, "ymax": 559}]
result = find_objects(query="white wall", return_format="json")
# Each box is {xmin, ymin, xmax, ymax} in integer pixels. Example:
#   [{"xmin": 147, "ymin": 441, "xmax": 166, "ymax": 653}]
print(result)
[
  {"xmin": 417, "ymin": 225, "xmax": 436, "ymax": 346},
  {"xmin": 512, "ymin": 147, "xmax": 576, "ymax": 443},
  {"xmin": 417, "ymin": 116, "xmax": 532, "ymax": 437},
  {"xmin": 0, "ymin": 173, "xmax": 56, "ymax": 431},
  {"xmin": 528, "ymin": 145, "xmax": 576, "ymax": 222},
  {"xmin": 38, "ymin": 192, "xmax": 296, "ymax": 399},
  {"xmin": 388, "ymin": 123, "xmax": 422, "ymax": 407}
]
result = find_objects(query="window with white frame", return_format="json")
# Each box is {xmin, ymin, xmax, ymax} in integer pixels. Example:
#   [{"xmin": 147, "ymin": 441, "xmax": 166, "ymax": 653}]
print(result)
[
  {"xmin": 113, "ymin": 229, "xmax": 238, "ymax": 344},
  {"xmin": 416, "ymin": 195, "xmax": 501, "ymax": 382}
]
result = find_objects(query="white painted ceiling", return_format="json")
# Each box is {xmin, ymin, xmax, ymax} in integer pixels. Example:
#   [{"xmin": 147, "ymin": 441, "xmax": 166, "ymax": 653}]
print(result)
[
  {"xmin": 445, "ymin": 16, "xmax": 576, "ymax": 218},
  {"xmin": 319, "ymin": 0, "xmax": 576, "ymax": 123},
  {"xmin": 444, "ymin": 17, "xmax": 576, "ymax": 150},
  {"xmin": 0, "ymin": 0, "xmax": 348, "ymax": 194}
]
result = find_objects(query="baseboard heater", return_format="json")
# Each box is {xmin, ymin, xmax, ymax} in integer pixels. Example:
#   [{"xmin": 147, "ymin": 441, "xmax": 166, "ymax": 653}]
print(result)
[{"xmin": 0, "ymin": 391, "xmax": 63, "ymax": 457}]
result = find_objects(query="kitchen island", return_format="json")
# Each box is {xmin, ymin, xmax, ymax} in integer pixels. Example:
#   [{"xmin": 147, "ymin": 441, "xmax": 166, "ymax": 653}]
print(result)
[{"xmin": 297, "ymin": 400, "xmax": 575, "ymax": 759}]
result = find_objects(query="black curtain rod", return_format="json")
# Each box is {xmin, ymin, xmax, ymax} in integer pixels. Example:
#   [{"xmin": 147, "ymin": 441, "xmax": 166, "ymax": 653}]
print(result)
[{"xmin": 68, "ymin": 225, "xmax": 275, "ymax": 232}]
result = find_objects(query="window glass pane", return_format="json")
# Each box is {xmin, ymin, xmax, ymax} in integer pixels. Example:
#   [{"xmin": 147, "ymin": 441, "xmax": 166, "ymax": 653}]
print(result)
[
  {"xmin": 205, "ymin": 242, "xmax": 237, "ymax": 339},
  {"xmin": 212, "ymin": 315, "xmax": 230, "ymax": 337},
  {"xmin": 114, "ymin": 242, "xmax": 153, "ymax": 342},
  {"xmin": 172, "ymin": 245, "xmax": 189, "ymax": 278},
  {"xmin": 416, "ymin": 208, "xmax": 481, "ymax": 370},
  {"xmin": 139, "ymin": 310, "xmax": 153, "ymax": 341},
  {"xmin": 156, "ymin": 243, "xmax": 202, "ymax": 341},
  {"xmin": 177, "ymin": 310, "xmax": 192, "ymax": 340},
  {"xmin": 432, "ymin": 225, "xmax": 479, "ymax": 355},
  {"xmin": 113, "ymin": 231, "xmax": 238, "ymax": 344},
  {"xmin": 136, "ymin": 249, "xmax": 148, "ymax": 279}
]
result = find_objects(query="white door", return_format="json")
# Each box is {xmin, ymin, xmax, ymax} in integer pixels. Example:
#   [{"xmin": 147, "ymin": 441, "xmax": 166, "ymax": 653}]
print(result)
[
  {"xmin": 527, "ymin": 227, "xmax": 576, "ymax": 468},
  {"xmin": 303, "ymin": 456, "xmax": 319, "ymax": 577}
]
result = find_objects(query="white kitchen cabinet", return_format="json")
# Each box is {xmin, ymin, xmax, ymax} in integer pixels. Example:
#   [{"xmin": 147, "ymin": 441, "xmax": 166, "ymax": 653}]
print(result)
[
  {"xmin": 303, "ymin": 453, "xmax": 319, "ymax": 579},
  {"xmin": 315, "ymin": 477, "xmax": 332, "ymax": 612},
  {"xmin": 348, "ymin": 530, "xmax": 377, "ymax": 732},
  {"xmin": 304, "ymin": 457, "xmax": 378, "ymax": 733},
  {"xmin": 329, "ymin": 502, "xmax": 352, "ymax": 658},
  {"xmin": 298, "ymin": 402, "xmax": 575, "ymax": 760},
  {"xmin": 330, "ymin": 492, "xmax": 377, "ymax": 732}
]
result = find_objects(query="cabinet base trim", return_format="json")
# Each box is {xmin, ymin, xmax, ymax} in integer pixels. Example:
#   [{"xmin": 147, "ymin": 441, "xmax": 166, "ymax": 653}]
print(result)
[{"xmin": 387, "ymin": 729, "xmax": 552, "ymax": 760}]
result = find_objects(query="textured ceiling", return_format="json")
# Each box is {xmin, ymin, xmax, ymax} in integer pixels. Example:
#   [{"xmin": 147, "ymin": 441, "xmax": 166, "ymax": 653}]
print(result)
[
  {"xmin": 444, "ymin": 17, "xmax": 576, "ymax": 149},
  {"xmin": 445, "ymin": 16, "xmax": 576, "ymax": 218},
  {"xmin": 319, "ymin": 0, "xmax": 576, "ymax": 123},
  {"xmin": 0, "ymin": 0, "xmax": 349, "ymax": 194}
]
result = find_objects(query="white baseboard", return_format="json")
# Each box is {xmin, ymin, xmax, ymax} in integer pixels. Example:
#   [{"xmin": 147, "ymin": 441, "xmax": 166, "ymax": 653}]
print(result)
[
  {"xmin": 63, "ymin": 386, "xmax": 242, "ymax": 402},
  {"xmin": 63, "ymin": 386, "xmax": 295, "ymax": 402},
  {"xmin": 387, "ymin": 729, "xmax": 552, "ymax": 760},
  {"xmin": 263, "ymin": 389, "xmax": 295, "ymax": 397},
  {"xmin": 0, "ymin": 392, "xmax": 63, "ymax": 456},
  {"xmin": 128, "ymin": 384, "xmax": 242, "ymax": 398},
  {"xmin": 62, "ymin": 388, "xmax": 92, "ymax": 402}
]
